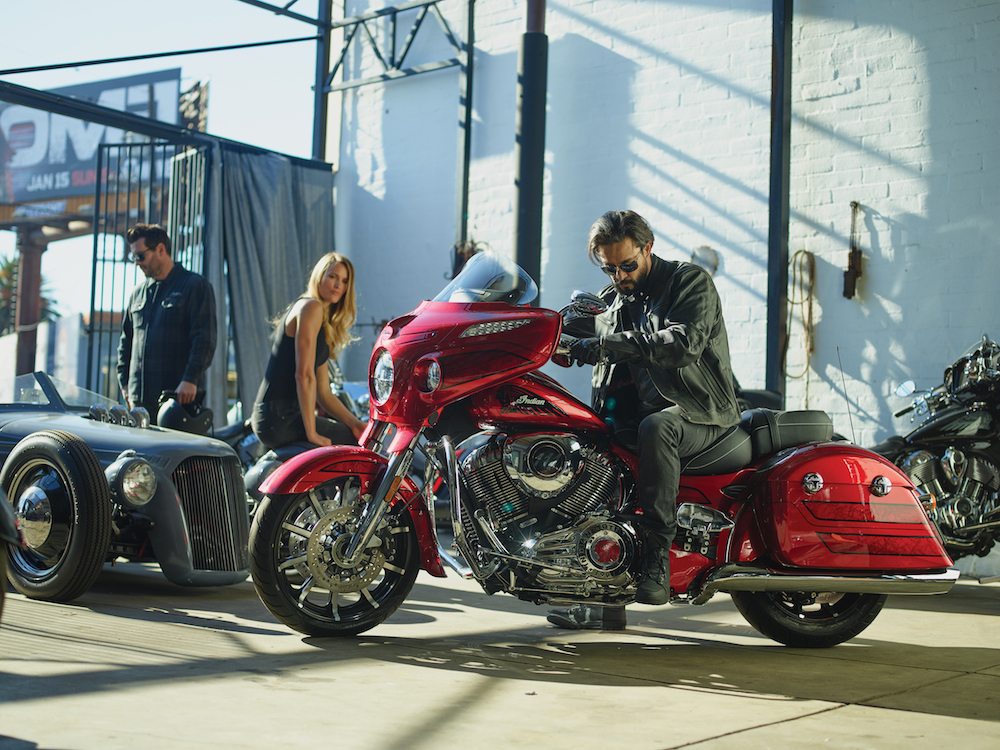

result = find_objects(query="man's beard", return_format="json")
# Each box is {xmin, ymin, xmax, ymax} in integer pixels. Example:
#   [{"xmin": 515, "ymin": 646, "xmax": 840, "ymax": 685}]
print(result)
[{"xmin": 615, "ymin": 267, "xmax": 647, "ymax": 297}]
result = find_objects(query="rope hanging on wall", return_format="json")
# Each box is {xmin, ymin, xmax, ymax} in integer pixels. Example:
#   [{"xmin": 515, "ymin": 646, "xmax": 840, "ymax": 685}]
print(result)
[{"xmin": 783, "ymin": 249, "xmax": 816, "ymax": 381}]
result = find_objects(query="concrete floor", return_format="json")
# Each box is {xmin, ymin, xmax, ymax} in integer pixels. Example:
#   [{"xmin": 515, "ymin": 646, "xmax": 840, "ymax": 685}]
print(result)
[{"xmin": 1, "ymin": 561, "xmax": 998, "ymax": 750}]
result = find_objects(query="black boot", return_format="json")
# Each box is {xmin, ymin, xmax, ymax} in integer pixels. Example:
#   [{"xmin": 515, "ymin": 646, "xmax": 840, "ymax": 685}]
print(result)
[
  {"xmin": 635, "ymin": 535, "xmax": 671, "ymax": 605},
  {"xmin": 546, "ymin": 604, "xmax": 626, "ymax": 630}
]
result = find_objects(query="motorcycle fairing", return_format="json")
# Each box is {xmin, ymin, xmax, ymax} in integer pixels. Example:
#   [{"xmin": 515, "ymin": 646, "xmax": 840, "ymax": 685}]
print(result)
[
  {"xmin": 755, "ymin": 442, "xmax": 953, "ymax": 570},
  {"xmin": 370, "ymin": 301, "xmax": 561, "ymax": 433},
  {"xmin": 258, "ymin": 445, "xmax": 446, "ymax": 577}
]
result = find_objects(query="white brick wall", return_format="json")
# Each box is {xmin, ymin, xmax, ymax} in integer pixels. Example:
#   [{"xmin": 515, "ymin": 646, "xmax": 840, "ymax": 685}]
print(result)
[{"xmin": 786, "ymin": 0, "xmax": 1000, "ymax": 446}]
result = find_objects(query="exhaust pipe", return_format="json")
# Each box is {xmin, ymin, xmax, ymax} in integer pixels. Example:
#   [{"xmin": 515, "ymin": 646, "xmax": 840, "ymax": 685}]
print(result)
[{"xmin": 688, "ymin": 564, "xmax": 959, "ymax": 605}]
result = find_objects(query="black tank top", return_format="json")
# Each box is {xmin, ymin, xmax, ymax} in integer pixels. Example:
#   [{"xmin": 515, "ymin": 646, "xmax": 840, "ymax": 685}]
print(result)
[{"xmin": 254, "ymin": 311, "xmax": 331, "ymax": 405}]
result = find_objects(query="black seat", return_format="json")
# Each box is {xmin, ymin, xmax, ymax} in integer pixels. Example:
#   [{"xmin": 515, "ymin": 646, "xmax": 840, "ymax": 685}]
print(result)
[{"xmin": 680, "ymin": 408, "xmax": 833, "ymax": 476}]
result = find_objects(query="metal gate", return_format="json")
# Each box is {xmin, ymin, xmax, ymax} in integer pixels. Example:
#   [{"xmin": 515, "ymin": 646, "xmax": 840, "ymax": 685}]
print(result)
[{"xmin": 85, "ymin": 141, "xmax": 209, "ymax": 399}]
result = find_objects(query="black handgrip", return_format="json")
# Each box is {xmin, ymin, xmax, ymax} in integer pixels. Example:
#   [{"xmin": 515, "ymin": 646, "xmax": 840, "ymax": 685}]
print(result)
[{"xmin": 894, "ymin": 404, "xmax": 914, "ymax": 418}]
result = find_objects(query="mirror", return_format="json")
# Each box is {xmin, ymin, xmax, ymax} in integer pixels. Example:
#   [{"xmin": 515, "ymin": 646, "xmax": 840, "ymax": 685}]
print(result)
[
  {"xmin": 894, "ymin": 380, "xmax": 916, "ymax": 398},
  {"xmin": 569, "ymin": 290, "xmax": 607, "ymax": 315}
]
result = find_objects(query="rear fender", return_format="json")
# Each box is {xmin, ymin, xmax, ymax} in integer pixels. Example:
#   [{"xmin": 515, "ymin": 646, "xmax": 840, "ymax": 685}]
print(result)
[{"xmin": 260, "ymin": 445, "xmax": 446, "ymax": 577}]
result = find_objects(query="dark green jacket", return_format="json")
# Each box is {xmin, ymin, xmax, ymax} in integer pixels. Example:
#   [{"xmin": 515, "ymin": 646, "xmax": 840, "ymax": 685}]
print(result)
[{"xmin": 590, "ymin": 255, "xmax": 740, "ymax": 428}]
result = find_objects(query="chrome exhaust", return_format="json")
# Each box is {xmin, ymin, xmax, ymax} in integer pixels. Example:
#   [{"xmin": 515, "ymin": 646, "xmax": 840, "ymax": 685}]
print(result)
[{"xmin": 688, "ymin": 564, "xmax": 960, "ymax": 605}]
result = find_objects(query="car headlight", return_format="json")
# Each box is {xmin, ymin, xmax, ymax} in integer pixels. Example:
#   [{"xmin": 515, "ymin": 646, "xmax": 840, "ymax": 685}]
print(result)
[
  {"xmin": 372, "ymin": 349, "xmax": 394, "ymax": 405},
  {"xmin": 106, "ymin": 452, "xmax": 157, "ymax": 507}
]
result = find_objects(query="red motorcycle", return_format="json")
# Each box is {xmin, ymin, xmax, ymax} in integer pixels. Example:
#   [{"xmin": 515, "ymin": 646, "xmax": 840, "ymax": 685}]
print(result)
[{"xmin": 249, "ymin": 251, "xmax": 957, "ymax": 647}]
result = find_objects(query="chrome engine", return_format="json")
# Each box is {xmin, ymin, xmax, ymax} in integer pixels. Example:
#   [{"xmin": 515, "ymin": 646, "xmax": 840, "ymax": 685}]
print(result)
[
  {"xmin": 900, "ymin": 448, "xmax": 1000, "ymax": 554},
  {"xmin": 457, "ymin": 432, "xmax": 638, "ymax": 602}
]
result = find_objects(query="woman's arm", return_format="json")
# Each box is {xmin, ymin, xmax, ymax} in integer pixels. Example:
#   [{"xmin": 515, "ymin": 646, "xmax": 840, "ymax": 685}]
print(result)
[
  {"xmin": 291, "ymin": 299, "xmax": 330, "ymax": 446},
  {"xmin": 315, "ymin": 364, "xmax": 366, "ymax": 440}
]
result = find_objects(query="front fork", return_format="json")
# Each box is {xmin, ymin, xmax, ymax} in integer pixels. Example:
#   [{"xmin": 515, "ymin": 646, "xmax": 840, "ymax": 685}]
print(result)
[
  {"xmin": 345, "ymin": 426, "xmax": 471, "ymax": 578},
  {"xmin": 341, "ymin": 427, "xmax": 420, "ymax": 566}
]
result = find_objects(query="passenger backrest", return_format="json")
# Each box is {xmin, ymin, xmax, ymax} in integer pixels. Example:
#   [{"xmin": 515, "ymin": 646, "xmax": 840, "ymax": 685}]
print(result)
[{"xmin": 744, "ymin": 409, "xmax": 833, "ymax": 459}]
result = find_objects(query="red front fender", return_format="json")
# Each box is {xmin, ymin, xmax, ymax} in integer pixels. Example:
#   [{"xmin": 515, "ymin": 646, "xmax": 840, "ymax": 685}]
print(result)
[{"xmin": 260, "ymin": 445, "xmax": 446, "ymax": 578}]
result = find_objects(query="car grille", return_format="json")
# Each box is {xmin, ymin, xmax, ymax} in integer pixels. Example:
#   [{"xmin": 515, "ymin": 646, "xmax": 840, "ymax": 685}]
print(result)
[{"xmin": 171, "ymin": 455, "xmax": 250, "ymax": 572}]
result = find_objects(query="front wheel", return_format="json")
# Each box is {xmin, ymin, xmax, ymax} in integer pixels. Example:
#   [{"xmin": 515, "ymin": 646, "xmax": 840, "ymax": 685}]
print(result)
[
  {"xmin": 731, "ymin": 590, "xmax": 887, "ymax": 648},
  {"xmin": 249, "ymin": 475, "xmax": 420, "ymax": 637},
  {"xmin": 1, "ymin": 430, "xmax": 112, "ymax": 602}
]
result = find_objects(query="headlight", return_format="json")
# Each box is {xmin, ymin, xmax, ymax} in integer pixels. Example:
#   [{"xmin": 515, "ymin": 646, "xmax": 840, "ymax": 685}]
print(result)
[
  {"xmin": 415, "ymin": 358, "xmax": 442, "ymax": 393},
  {"xmin": 106, "ymin": 452, "xmax": 157, "ymax": 507},
  {"xmin": 371, "ymin": 349, "xmax": 394, "ymax": 405}
]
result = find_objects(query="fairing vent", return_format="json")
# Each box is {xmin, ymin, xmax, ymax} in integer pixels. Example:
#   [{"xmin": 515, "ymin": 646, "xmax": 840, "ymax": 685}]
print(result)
[{"xmin": 172, "ymin": 455, "xmax": 250, "ymax": 571}]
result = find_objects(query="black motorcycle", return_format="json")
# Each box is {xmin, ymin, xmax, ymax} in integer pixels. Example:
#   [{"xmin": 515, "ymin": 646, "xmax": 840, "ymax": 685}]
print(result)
[{"xmin": 871, "ymin": 335, "xmax": 1000, "ymax": 562}]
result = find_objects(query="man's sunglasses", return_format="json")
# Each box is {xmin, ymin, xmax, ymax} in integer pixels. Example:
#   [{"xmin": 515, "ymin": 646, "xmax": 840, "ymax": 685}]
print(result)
[
  {"xmin": 599, "ymin": 250, "xmax": 643, "ymax": 276},
  {"xmin": 130, "ymin": 250, "xmax": 148, "ymax": 263}
]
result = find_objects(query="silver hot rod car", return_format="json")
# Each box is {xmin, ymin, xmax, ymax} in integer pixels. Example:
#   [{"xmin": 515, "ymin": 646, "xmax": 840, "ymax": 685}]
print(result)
[{"xmin": 1, "ymin": 371, "xmax": 249, "ymax": 603}]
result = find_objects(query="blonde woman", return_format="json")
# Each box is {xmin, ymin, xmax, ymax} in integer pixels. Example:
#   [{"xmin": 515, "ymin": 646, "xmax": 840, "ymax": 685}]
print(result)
[{"xmin": 251, "ymin": 253, "xmax": 365, "ymax": 449}]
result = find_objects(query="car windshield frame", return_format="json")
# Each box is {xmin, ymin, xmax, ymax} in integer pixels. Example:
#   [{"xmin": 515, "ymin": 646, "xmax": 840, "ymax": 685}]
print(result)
[
  {"xmin": 0, "ymin": 372, "xmax": 120, "ymax": 412},
  {"xmin": 431, "ymin": 250, "xmax": 538, "ymax": 306}
]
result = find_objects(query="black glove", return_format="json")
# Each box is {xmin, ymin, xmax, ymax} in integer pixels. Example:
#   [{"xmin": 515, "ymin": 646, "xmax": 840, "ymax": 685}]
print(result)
[{"xmin": 569, "ymin": 337, "xmax": 603, "ymax": 366}]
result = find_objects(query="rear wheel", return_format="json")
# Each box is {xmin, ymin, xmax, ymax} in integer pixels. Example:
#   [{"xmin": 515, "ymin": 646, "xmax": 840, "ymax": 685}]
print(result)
[
  {"xmin": 249, "ymin": 475, "xmax": 419, "ymax": 637},
  {"xmin": 731, "ymin": 590, "xmax": 887, "ymax": 648},
  {"xmin": 1, "ymin": 430, "xmax": 111, "ymax": 602}
]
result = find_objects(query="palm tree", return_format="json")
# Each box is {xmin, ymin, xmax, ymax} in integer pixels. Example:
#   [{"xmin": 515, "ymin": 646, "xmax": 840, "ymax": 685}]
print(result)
[{"xmin": 0, "ymin": 254, "xmax": 58, "ymax": 336}]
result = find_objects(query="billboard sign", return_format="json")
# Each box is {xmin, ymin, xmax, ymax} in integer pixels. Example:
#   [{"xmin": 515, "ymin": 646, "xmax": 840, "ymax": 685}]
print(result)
[{"xmin": 0, "ymin": 69, "xmax": 181, "ymax": 204}]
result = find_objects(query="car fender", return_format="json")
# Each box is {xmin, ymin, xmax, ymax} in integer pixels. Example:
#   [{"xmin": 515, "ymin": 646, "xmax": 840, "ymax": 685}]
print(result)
[{"xmin": 260, "ymin": 445, "xmax": 446, "ymax": 577}]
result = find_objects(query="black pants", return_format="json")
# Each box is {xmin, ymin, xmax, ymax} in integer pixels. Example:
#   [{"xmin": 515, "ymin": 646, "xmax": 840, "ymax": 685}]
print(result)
[
  {"xmin": 634, "ymin": 406, "xmax": 729, "ymax": 548},
  {"xmin": 251, "ymin": 399, "xmax": 355, "ymax": 451}
]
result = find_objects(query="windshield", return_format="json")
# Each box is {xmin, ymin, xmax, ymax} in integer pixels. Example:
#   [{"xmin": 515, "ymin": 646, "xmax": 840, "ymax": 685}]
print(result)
[
  {"xmin": 432, "ymin": 250, "xmax": 537, "ymax": 305},
  {"xmin": 0, "ymin": 372, "xmax": 119, "ymax": 411}
]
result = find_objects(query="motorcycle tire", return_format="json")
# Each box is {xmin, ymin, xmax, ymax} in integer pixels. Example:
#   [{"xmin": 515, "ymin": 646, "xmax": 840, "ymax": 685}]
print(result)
[
  {"xmin": 730, "ymin": 590, "xmax": 887, "ymax": 648},
  {"xmin": 249, "ymin": 477, "xmax": 420, "ymax": 637}
]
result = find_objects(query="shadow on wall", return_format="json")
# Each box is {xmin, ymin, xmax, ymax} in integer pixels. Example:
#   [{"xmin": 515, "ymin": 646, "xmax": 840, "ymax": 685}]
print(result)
[{"xmin": 541, "ymin": 34, "xmax": 636, "ymax": 399}]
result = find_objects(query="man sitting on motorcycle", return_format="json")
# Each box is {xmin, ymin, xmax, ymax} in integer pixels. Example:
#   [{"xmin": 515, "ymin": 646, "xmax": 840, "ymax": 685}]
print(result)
[{"xmin": 549, "ymin": 209, "xmax": 741, "ymax": 630}]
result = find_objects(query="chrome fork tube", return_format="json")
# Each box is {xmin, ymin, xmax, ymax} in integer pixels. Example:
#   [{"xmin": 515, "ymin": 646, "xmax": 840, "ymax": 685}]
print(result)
[{"xmin": 342, "ymin": 430, "xmax": 421, "ymax": 566}]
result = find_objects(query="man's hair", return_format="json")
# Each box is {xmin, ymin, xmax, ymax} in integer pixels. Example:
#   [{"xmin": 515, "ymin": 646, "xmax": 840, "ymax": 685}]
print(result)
[
  {"xmin": 127, "ymin": 224, "xmax": 172, "ymax": 256},
  {"xmin": 587, "ymin": 210, "xmax": 655, "ymax": 263}
]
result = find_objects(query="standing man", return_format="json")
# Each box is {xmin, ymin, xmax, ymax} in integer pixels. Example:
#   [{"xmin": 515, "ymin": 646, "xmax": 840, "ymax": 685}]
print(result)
[
  {"xmin": 117, "ymin": 223, "xmax": 217, "ymax": 424},
  {"xmin": 548, "ymin": 210, "xmax": 741, "ymax": 630}
]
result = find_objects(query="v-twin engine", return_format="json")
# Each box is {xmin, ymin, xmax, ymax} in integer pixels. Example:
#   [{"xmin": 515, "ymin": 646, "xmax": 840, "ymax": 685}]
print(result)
[
  {"xmin": 900, "ymin": 448, "xmax": 1000, "ymax": 555},
  {"xmin": 457, "ymin": 432, "xmax": 639, "ymax": 602}
]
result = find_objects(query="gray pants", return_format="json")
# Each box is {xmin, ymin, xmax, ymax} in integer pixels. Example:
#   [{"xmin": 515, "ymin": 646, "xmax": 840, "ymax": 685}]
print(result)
[{"xmin": 634, "ymin": 406, "xmax": 729, "ymax": 547}]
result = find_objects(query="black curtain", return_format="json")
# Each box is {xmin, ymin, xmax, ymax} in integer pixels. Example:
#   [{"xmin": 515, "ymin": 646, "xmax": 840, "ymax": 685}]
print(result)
[{"xmin": 204, "ymin": 144, "xmax": 335, "ymax": 419}]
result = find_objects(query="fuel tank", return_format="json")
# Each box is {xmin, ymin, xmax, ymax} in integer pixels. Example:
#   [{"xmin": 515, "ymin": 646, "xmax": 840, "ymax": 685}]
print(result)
[
  {"xmin": 754, "ymin": 442, "xmax": 952, "ymax": 571},
  {"xmin": 467, "ymin": 372, "xmax": 610, "ymax": 434},
  {"xmin": 903, "ymin": 403, "xmax": 1000, "ymax": 448}
]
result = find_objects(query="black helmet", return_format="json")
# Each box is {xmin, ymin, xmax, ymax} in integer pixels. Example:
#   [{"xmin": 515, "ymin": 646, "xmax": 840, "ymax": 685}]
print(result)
[{"xmin": 157, "ymin": 393, "xmax": 214, "ymax": 435}]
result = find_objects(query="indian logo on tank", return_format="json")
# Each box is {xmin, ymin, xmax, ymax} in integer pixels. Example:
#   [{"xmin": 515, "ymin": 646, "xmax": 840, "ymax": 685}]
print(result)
[{"xmin": 496, "ymin": 384, "xmax": 562, "ymax": 416}]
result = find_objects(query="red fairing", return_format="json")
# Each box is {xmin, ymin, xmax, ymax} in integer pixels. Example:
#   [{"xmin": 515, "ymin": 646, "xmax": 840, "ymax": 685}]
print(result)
[
  {"xmin": 259, "ymin": 445, "xmax": 446, "ymax": 578},
  {"xmin": 755, "ymin": 442, "xmax": 953, "ymax": 571},
  {"xmin": 369, "ymin": 301, "xmax": 561, "ymax": 440},
  {"xmin": 467, "ymin": 372, "xmax": 609, "ymax": 433}
]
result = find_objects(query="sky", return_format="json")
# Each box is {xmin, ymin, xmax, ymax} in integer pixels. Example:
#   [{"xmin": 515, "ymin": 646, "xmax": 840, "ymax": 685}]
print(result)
[{"xmin": 1, "ymin": 0, "xmax": 325, "ymax": 316}]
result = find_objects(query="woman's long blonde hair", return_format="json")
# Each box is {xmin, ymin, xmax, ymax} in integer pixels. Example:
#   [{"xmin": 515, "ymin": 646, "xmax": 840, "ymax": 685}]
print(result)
[{"xmin": 306, "ymin": 252, "xmax": 359, "ymax": 357}]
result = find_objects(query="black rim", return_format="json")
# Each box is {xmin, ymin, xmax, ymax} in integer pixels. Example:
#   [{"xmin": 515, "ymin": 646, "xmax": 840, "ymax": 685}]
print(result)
[{"xmin": 7, "ymin": 459, "xmax": 75, "ymax": 582}]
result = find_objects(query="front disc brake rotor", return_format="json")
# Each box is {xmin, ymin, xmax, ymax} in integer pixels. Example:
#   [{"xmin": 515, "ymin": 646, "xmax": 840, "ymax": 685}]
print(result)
[{"xmin": 306, "ymin": 507, "xmax": 385, "ymax": 592}]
